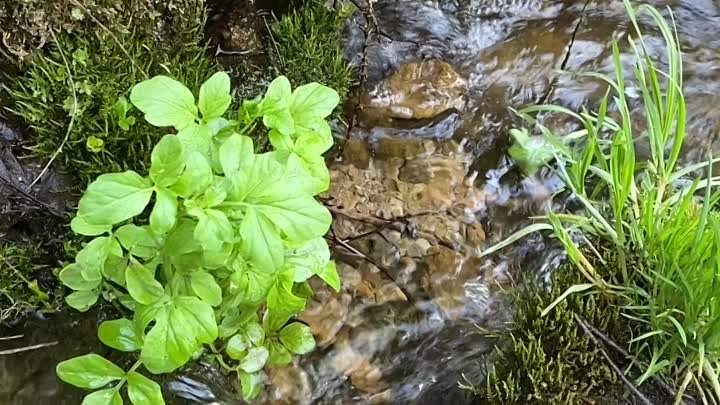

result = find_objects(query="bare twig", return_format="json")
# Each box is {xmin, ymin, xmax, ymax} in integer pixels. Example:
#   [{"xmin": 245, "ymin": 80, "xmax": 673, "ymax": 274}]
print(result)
[
  {"xmin": 326, "ymin": 205, "xmax": 460, "ymax": 251},
  {"xmin": 581, "ymin": 318, "xmax": 683, "ymax": 401},
  {"xmin": 262, "ymin": 15, "xmax": 284, "ymax": 67},
  {"xmin": 0, "ymin": 175, "xmax": 66, "ymax": 218},
  {"xmin": 26, "ymin": 30, "xmax": 76, "ymax": 190},
  {"xmin": 0, "ymin": 335, "xmax": 23, "ymax": 341},
  {"xmin": 326, "ymin": 231, "xmax": 415, "ymax": 302},
  {"xmin": 575, "ymin": 314, "xmax": 654, "ymax": 405},
  {"xmin": 0, "ymin": 341, "xmax": 58, "ymax": 355}
]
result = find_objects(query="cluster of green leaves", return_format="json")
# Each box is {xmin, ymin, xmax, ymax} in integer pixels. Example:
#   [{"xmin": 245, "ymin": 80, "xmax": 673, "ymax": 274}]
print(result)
[
  {"xmin": 271, "ymin": 1, "xmax": 356, "ymax": 105},
  {"xmin": 3, "ymin": 5, "xmax": 216, "ymax": 184},
  {"xmin": 469, "ymin": 270, "xmax": 624, "ymax": 405},
  {"xmin": 504, "ymin": 0, "xmax": 720, "ymax": 402},
  {"xmin": 56, "ymin": 71, "xmax": 341, "ymax": 405}
]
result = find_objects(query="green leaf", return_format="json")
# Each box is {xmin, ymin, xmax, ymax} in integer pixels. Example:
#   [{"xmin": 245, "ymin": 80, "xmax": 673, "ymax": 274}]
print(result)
[
  {"xmin": 176, "ymin": 123, "xmax": 212, "ymax": 158},
  {"xmin": 261, "ymin": 76, "xmax": 294, "ymax": 135},
  {"xmin": 150, "ymin": 188, "xmax": 178, "ymax": 234},
  {"xmin": 98, "ymin": 318, "xmax": 142, "ymax": 352},
  {"xmin": 219, "ymin": 134, "xmax": 254, "ymax": 175},
  {"xmin": 115, "ymin": 225, "xmax": 159, "ymax": 259},
  {"xmin": 268, "ymin": 129, "xmax": 294, "ymax": 151},
  {"xmin": 508, "ymin": 128, "xmax": 558, "ymax": 176},
  {"xmin": 289, "ymin": 82, "xmax": 339, "ymax": 121},
  {"xmin": 190, "ymin": 271, "xmax": 222, "ymax": 306},
  {"xmin": 245, "ymin": 322, "xmax": 265, "ymax": 346},
  {"xmin": 127, "ymin": 371, "xmax": 165, "ymax": 405},
  {"xmin": 294, "ymin": 125, "xmax": 333, "ymax": 156},
  {"xmin": 227, "ymin": 267, "xmax": 274, "ymax": 306},
  {"xmin": 279, "ymin": 322, "xmax": 315, "ymax": 354},
  {"xmin": 317, "ymin": 261, "xmax": 340, "ymax": 292},
  {"xmin": 283, "ymin": 151, "xmax": 329, "ymax": 195},
  {"xmin": 81, "ymin": 388, "xmax": 123, "ymax": 405},
  {"xmin": 130, "ymin": 75, "xmax": 197, "ymax": 130},
  {"xmin": 240, "ymin": 206, "xmax": 284, "ymax": 271},
  {"xmin": 70, "ymin": 216, "xmax": 111, "ymax": 236},
  {"xmin": 238, "ymin": 371, "xmax": 262, "ymax": 400},
  {"xmin": 66, "ymin": 289, "xmax": 100, "ymax": 312},
  {"xmin": 285, "ymin": 238, "xmax": 330, "ymax": 282},
  {"xmin": 165, "ymin": 219, "xmax": 201, "ymax": 254},
  {"xmin": 235, "ymin": 156, "xmax": 332, "ymax": 241},
  {"xmin": 193, "ymin": 208, "xmax": 235, "ymax": 252},
  {"xmin": 541, "ymin": 283, "xmax": 595, "ymax": 317},
  {"xmin": 76, "ymin": 237, "xmax": 112, "ymax": 282},
  {"xmin": 239, "ymin": 347, "xmax": 269, "ymax": 373},
  {"xmin": 59, "ymin": 263, "xmax": 100, "ymax": 291},
  {"xmin": 226, "ymin": 334, "xmax": 250, "ymax": 360},
  {"xmin": 75, "ymin": 171, "xmax": 154, "ymax": 228},
  {"xmin": 150, "ymin": 135, "xmax": 185, "ymax": 187},
  {"xmin": 103, "ymin": 255, "xmax": 128, "ymax": 286},
  {"xmin": 264, "ymin": 277, "xmax": 306, "ymax": 331},
  {"xmin": 86, "ymin": 136, "xmax": 105, "ymax": 153},
  {"xmin": 170, "ymin": 152, "xmax": 213, "ymax": 198},
  {"xmin": 141, "ymin": 296, "xmax": 218, "ymax": 374},
  {"xmin": 56, "ymin": 354, "xmax": 125, "ymax": 389},
  {"xmin": 218, "ymin": 308, "xmax": 256, "ymax": 338},
  {"xmin": 126, "ymin": 261, "xmax": 164, "ymax": 305},
  {"xmin": 198, "ymin": 72, "xmax": 231, "ymax": 120},
  {"xmin": 267, "ymin": 339, "xmax": 292, "ymax": 365}
]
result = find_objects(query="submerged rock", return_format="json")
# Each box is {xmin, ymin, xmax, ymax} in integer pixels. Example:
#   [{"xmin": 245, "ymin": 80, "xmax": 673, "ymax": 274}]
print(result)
[{"xmin": 357, "ymin": 60, "xmax": 468, "ymax": 126}]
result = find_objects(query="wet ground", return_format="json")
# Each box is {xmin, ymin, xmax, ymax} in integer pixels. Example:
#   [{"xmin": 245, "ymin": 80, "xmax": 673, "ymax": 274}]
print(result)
[{"xmin": 3, "ymin": 0, "xmax": 720, "ymax": 404}]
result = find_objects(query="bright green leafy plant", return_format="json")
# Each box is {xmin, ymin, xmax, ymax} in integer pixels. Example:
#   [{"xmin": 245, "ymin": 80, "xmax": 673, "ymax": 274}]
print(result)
[{"xmin": 56, "ymin": 71, "xmax": 341, "ymax": 404}]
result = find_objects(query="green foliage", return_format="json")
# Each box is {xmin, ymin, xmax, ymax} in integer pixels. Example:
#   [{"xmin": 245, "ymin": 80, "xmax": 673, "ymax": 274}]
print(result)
[
  {"xmin": 3, "ymin": 6, "xmax": 216, "ymax": 185},
  {"xmin": 0, "ymin": 243, "xmax": 56, "ymax": 322},
  {"xmin": 508, "ymin": 128, "xmax": 564, "ymax": 176},
  {"xmin": 56, "ymin": 72, "xmax": 340, "ymax": 404},
  {"xmin": 506, "ymin": 0, "xmax": 720, "ymax": 400},
  {"xmin": 271, "ymin": 1, "xmax": 356, "ymax": 104},
  {"xmin": 475, "ymin": 271, "xmax": 623, "ymax": 405}
]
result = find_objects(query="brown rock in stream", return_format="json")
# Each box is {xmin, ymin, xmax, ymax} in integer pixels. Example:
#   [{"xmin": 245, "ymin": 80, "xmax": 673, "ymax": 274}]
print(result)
[{"xmin": 357, "ymin": 60, "xmax": 468, "ymax": 126}]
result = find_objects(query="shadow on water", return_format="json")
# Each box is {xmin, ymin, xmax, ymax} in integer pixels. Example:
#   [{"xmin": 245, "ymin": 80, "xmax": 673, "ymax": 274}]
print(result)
[{"xmin": 3, "ymin": 0, "xmax": 720, "ymax": 404}]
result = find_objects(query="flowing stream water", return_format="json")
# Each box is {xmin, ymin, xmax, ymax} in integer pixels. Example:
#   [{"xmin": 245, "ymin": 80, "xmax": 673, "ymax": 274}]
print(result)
[{"xmin": 2, "ymin": 0, "xmax": 720, "ymax": 404}]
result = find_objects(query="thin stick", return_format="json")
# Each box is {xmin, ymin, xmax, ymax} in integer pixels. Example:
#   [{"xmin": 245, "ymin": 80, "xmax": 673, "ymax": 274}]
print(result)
[
  {"xmin": 0, "ymin": 175, "xmax": 66, "ymax": 218},
  {"xmin": 0, "ymin": 341, "xmax": 58, "ymax": 355},
  {"xmin": 262, "ymin": 15, "xmax": 284, "ymax": 67},
  {"xmin": 582, "ymin": 317, "xmax": 682, "ymax": 401},
  {"xmin": 327, "ymin": 232, "xmax": 415, "ymax": 302},
  {"xmin": 574, "ymin": 314, "xmax": 654, "ymax": 405},
  {"xmin": 0, "ymin": 335, "xmax": 23, "ymax": 341},
  {"xmin": 26, "ymin": 30, "xmax": 76, "ymax": 190},
  {"xmin": 67, "ymin": 0, "xmax": 148, "ymax": 78}
]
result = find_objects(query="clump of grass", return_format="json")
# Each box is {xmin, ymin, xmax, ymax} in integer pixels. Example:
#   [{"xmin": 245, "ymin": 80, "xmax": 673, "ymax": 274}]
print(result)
[
  {"xmin": 467, "ymin": 269, "xmax": 625, "ymax": 405},
  {"xmin": 3, "ymin": 6, "xmax": 217, "ymax": 184},
  {"xmin": 0, "ymin": 243, "xmax": 57, "ymax": 323},
  {"xmin": 503, "ymin": 0, "xmax": 720, "ymax": 401},
  {"xmin": 271, "ymin": 1, "xmax": 356, "ymax": 103}
]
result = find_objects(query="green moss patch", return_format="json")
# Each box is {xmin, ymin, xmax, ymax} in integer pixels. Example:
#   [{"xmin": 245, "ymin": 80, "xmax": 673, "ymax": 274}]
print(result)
[
  {"xmin": 0, "ymin": 243, "xmax": 61, "ymax": 323},
  {"xmin": 3, "ymin": 1, "xmax": 217, "ymax": 184},
  {"xmin": 474, "ymin": 269, "xmax": 629, "ymax": 405},
  {"xmin": 0, "ymin": 0, "xmax": 205, "ymax": 65}
]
